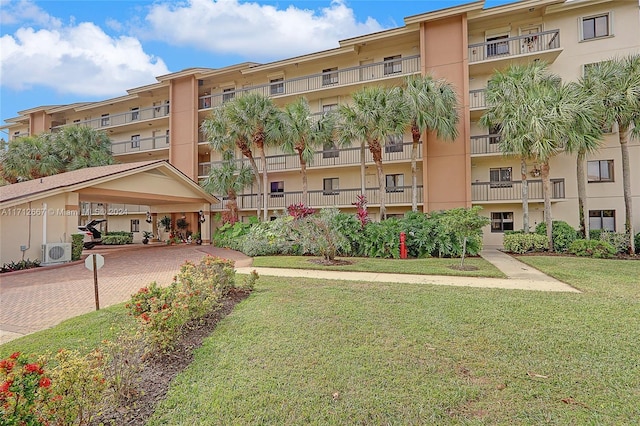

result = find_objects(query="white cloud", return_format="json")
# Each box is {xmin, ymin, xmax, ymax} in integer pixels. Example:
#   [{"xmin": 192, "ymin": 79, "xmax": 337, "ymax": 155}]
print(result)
[
  {"xmin": 0, "ymin": 0, "xmax": 61, "ymax": 28},
  {"xmin": 0, "ymin": 21, "xmax": 170, "ymax": 97},
  {"xmin": 143, "ymin": 0, "xmax": 384, "ymax": 60}
]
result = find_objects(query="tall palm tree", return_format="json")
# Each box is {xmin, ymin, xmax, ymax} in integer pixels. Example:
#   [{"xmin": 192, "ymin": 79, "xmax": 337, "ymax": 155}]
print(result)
[
  {"xmin": 202, "ymin": 95, "xmax": 278, "ymax": 221},
  {"xmin": 55, "ymin": 125, "xmax": 114, "ymax": 170},
  {"xmin": 337, "ymin": 86, "xmax": 406, "ymax": 220},
  {"xmin": 582, "ymin": 54, "xmax": 640, "ymax": 253},
  {"xmin": 272, "ymin": 97, "xmax": 336, "ymax": 206},
  {"xmin": 0, "ymin": 135, "xmax": 61, "ymax": 183},
  {"xmin": 201, "ymin": 150, "xmax": 254, "ymax": 223},
  {"xmin": 402, "ymin": 74, "xmax": 459, "ymax": 211},
  {"xmin": 563, "ymin": 81, "xmax": 605, "ymax": 238},
  {"xmin": 481, "ymin": 62, "xmax": 597, "ymax": 251}
]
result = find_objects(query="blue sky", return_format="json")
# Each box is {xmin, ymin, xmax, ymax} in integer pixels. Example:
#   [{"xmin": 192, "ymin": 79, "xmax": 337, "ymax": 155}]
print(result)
[{"xmin": 0, "ymin": 0, "xmax": 514, "ymax": 137}]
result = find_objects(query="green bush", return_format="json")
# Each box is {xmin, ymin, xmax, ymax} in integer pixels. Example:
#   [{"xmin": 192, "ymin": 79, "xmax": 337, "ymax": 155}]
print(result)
[
  {"xmin": 399, "ymin": 211, "xmax": 438, "ymax": 258},
  {"xmin": 213, "ymin": 218, "xmax": 255, "ymax": 250},
  {"xmin": 589, "ymin": 229, "xmax": 603, "ymax": 240},
  {"xmin": 1, "ymin": 258, "xmax": 41, "ymax": 273},
  {"xmin": 598, "ymin": 231, "xmax": 630, "ymax": 254},
  {"xmin": 71, "ymin": 233, "xmax": 84, "ymax": 260},
  {"xmin": 333, "ymin": 212, "xmax": 366, "ymax": 257},
  {"xmin": 535, "ymin": 220, "xmax": 577, "ymax": 252},
  {"xmin": 102, "ymin": 234, "xmax": 133, "ymax": 245},
  {"xmin": 363, "ymin": 218, "xmax": 402, "ymax": 259},
  {"xmin": 636, "ymin": 232, "xmax": 640, "ymax": 254},
  {"xmin": 290, "ymin": 208, "xmax": 351, "ymax": 260},
  {"xmin": 503, "ymin": 233, "xmax": 549, "ymax": 254},
  {"xmin": 569, "ymin": 239, "xmax": 616, "ymax": 258}
]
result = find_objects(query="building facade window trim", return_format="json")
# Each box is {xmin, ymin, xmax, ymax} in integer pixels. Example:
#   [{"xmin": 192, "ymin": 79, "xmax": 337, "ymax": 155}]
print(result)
[
  {"xmin": 580, "ymin": 12, "xmax": 612, "ymax": 41},
  {"xmin": 587, "ymin": 159, "xmax": 614, "ymax": 182},
  {"xmin": 491, "ymin": 212, "xmax": 514, "ymax": 233}
]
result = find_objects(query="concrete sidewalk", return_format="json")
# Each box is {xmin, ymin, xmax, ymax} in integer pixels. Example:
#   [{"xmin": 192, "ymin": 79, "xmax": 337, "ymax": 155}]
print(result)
[
  {"xmin": 236, "ymin": 249, "xmax": 579, "ymax": 293},
  {"xmin": 0, "ymin": 245, "xmax": 578, "ymax": 345}
]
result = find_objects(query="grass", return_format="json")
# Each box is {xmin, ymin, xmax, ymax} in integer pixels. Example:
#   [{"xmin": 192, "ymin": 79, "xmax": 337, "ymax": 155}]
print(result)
[
  {"xmin": 146, "ymin": 257, "xmax": 640, "ymax": 425},
  {"xmin": 2, "ymin": 256, "xmax": 639, "ymax": 424},
  {"xmin": 252, "ymin": 255, "xmax": 506, "ymax": 278}
]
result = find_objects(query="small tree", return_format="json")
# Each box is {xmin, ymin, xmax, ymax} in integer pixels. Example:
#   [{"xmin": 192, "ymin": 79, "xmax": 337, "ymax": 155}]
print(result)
[
  {"xmin": 291, "ymin": 208, "xmax": 350, "ymax": 261},
  {"xmin": 440, "ymin": 206, "xmax": 490, "ymax": 268}
]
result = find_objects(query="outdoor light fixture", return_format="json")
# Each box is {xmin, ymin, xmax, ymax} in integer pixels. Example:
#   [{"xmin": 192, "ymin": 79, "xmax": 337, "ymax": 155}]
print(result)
[
  {"xmin": 199, "ymin": 210, "xmax": 206, "ymax": 223},
  {"xmin": 146, "ymin": 211, "xmax": 152, "ymax": 223}
]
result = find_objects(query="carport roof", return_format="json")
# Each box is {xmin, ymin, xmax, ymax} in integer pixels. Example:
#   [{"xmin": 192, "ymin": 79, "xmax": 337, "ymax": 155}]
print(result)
[{"xmin": 0, "ymin": 160, "xmax": 219, "ymax": 208}]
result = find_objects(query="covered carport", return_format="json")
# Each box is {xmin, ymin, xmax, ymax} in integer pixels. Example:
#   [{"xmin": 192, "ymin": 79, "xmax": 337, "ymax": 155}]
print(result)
[{"xmin": 0, "ymin": 160, "xmax": 218, "ymax": 265}]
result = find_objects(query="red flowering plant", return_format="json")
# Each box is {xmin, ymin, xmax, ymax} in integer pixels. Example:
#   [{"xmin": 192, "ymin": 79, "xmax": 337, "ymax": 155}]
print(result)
[
  {"xmin": 287, "ymin": 203, "xmax": 316, "ymax": 219},
  {"xmin": 352, "ymin": 194, "xmax": 370, "ymax": 228},
  {"xmin": 0, "ymin": 352, "xmax": 55, "ymax": 426}
]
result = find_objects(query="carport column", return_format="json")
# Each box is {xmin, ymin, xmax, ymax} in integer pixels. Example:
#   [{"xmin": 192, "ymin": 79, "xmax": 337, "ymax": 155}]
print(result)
[
  {"xmin": 151, "ymin": 213, "xmax": 158, "ymax": 241},
  {"xmin": 201, "ymin": 204, "xmax": 211, "ymax": 245}
]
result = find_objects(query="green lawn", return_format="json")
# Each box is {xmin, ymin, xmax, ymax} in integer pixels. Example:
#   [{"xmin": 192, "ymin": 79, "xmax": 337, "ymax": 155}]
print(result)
[
  {"xmin": 147, "ymin": 257, "xmax": 640, "ymax": 425},
  {"xmin": 2, "ymin": 257, "xmax": 639, "ymax": 424},
  {"xmin": 252, "ymin": 255, "xmax": 506, "ymax": 278}
]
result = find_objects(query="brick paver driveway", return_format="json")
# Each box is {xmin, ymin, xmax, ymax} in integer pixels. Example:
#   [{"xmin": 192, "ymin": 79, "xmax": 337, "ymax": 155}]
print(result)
[{"xmin": 0, "ymin": 244, "xmax": 251, "ymax": 343}]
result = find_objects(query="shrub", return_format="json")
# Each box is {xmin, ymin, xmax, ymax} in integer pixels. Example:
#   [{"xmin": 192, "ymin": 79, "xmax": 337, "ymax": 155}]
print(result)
[
  {"xmin": 636, "ymin": 232, "xmax": 640, "ymax": 254},
  {"xmin": 437, "ymin": 206, "xmax": 489, "ymax": 258},
  {"xmin": 0, "ymin": 352, "xmax": 54, "ymax": 425},
  {"xmin": 240, "ymin": 216, "xmax": 296, "ymax": 256},
  {"xmin": 332, "ymin": 212, "xmax": 365, "ymax": 257},
  {"xmin": 535, "ymin": 221, "xmax": 577, "ymax": 252},
  {"xmin": 287, "ymin": 203, "xmax": 316, "ymax": 219},
  {"xmin": 72, "ymin": 233, "xmax": 84, "ymax": 260},
  {"xmin": 100, "ymin": 332, "xmax": 146, "ymax": 406},
  {"xmin": 363, "ymin": 218, "xmax": 402, "ymax": 259},
  {"xmin": 598, "ymin": 231, "xmax": 630, "ymax": 254},
  {"xmin": 569, "ymin": 239, "xmax": 615, "ymax": 258},
  {"xmin": 213, "ymin": 219, "xmax": 255, "ymax": 250},
  {"xmin": 1, "ymin": 259, "xmax": 40, "ymax": 273},
  {"xmin": 399, "ymin": 211, "xmax": 437, "ymax": 258},
  {"xmin": 352, "ymin": 194, "xmax": 370, "ymax": 228},
  {"xmin": 290, "ymin": 208, "xmax": 351, "ymax": 260},
  {"xmin": 102, "ymin": 232, "xmax": 133, "ymax": 245},
  {"xmin": 503, "ymin": 233, "xmax": 549, "ymax": 254}
]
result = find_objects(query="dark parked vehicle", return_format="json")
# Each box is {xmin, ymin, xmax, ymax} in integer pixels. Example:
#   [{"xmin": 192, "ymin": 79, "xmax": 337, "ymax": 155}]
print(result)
[{"xmin": 78, "ymin": 219, "xmax": 107, "ymax": 249}]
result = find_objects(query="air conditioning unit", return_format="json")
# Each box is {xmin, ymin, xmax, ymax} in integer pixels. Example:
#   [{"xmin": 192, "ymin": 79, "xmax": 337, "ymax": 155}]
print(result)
[{"xmin": 42, "ymin": 243, "xmax": 72, "ymax": 264}]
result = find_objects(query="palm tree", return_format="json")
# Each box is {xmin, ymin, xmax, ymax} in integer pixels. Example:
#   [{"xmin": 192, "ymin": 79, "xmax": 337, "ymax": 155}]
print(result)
[
  {"xmin": 481, "ymin": 62, "xmax": 597, "ymax": 251},
  {"xmin": 0, "ymin": 135, "xmax": 61, "ymax": 183},
  {"xmin": 55, "ymin": 125, "xmax": 114, "ymax": 170},
  {"xmin": 337, "ymin": 86, "xmax": 406, "ymax": 220},
  {"xmin": 201, "ymin": 150, "xmax": 254, "ymax": 223},
  {"xmin": 582, "ymin": 54, "xmax": 640, "ymax": 253},
  {"xmin": 563, "ymin": 81, "xmax": 605, "ymax": 238},
  {"xmin": 272, "ymin": 98, "xmax": 336, "ymax": 206},
  {"xmin": 201, "ymin": 96, "xmax": 276, "ymax": 221},
  {"xmin": 402, "ymin": 75, "xmax": 459, "ymax": 211}
]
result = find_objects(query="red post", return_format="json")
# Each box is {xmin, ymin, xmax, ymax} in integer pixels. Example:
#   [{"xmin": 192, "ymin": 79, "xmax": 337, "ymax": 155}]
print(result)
[{"xmin": 400, "ymin": 232, "xmax": 407, "ymax": 259}]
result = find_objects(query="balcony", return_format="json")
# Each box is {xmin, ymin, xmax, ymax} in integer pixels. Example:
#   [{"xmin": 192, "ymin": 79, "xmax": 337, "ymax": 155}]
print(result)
[
  {"xmin": 472, "ymin": 179, "xmax": 565, "ymax": 203},
  {"xmin": 469, "ymin": 89, "xmax": 487, "ymax": 110},
  {"xmin": 470, "ymin": 134, "xmax": 501, "ymax": 156},
  {"xmin": 198, "ymin": 56, "xmax": 421, "ymax": 110},
  {"xmin": 468, "ymin": 30, "xmax": 562, "ymax": 74},
  {"xmin": 111, "ymin": 134, "xmax": 170, "ymax": 155},
  {"xmin": 10, "ymin": 132, "xmax": 30, "ymax": 141},
  {"xmin": 211, "ymin": 185, "xmax": 423, "ymax": 211},
  {"xmin": 198, "ymin": 142, "xmax": 421, "ymax": 177},
  {"xmin": 51, "ymin": 104, "xmax": 170, "ymax": 132}
]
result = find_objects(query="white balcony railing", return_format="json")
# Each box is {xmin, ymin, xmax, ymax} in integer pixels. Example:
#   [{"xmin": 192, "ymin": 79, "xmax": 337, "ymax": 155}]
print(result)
[
  {"xmin": 51, "ymin": 103, "xmax": 170, "ymax": 132},
  {"xmin": 472, "ymin": 179, "xmax": 565, "ymax": 202},
  {"xmin": 468, "ymin": 30, "xmax": 560, "ymax": 63}
]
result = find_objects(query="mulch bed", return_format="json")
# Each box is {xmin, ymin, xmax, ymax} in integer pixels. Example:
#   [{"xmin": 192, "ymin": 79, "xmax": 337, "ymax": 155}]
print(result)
[{"xmin": 91, "ymin": 288, "xmax": 251, "ymax": 426}]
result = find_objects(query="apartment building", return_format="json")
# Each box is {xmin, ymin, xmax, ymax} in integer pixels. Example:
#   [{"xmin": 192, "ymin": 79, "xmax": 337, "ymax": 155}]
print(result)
[{"xmin": 2, "ymin": 0, "xmax": 639, "ymax": 247}]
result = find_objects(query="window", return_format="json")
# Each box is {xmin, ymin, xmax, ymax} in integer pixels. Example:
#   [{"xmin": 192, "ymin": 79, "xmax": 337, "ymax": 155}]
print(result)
[
  {"xmin": 270, "ymin": 181, "xmax": 284, "ymax": 197},
  {"xmin": 223, "ymin": 88, "xmax": 235, "ymax": 103},
  {"xmin": 490, "ymin": 167, "xmax": 512, "ymax": 187},
  {"xmin": 131, "ymin": 219, "xmax": 140, "ymax": 233},
  {"xmin": 491, "ymin": 212, "xmax": 514, "ymax": 232},
  {"xmin": 486, "ymin": 34, "xmax": 510, "ymax": 57},
  {"xmin": 589, "ymin": 210, "xmax": 615, "ymax": 231},
  {"xmin": 101, "ymin": 114, "xmax": 110, "ymax": 127},
  {"xmin": 385, "ymin": 134, "xmax": 404, "ymax": 153},
  {"xmin": 582, "ymin": 14, "xmax": 610, "ymax": 40},
  {"xmin": 322, "ymin": 141, "xmax": 339, "ymax": 159},
  {"xmin": 165, "ymin": 130, "xmax": 170, "ymax": 144},
  {"xmin": 386, "ymin": 174, "xmax": 404, "ymax": 192},
  {"xmin": 322, "ymin": 68, "xmax": 338, "ymax": 86},
  {"xmin": 131, "ymin": 134, "xmax": 140, "ymax": 149},
  {"xmin": 322, "ymin": 104, "xmax": 338, "ymax": 114},
  {"xmin": 73, "ymin": 119, "xmax": 81, "ymax": 124},
  {"xmin": 270, "ymin": 78, "xmax": 284, "ymax": 95},
  {"xmin": 383, "ymin": 55, "xmax": 402, "ymax": 75},
  {"xmin": 323, "ymin": 178, "xmax": 339, "ymax": 195},
  {"xmin": 130, "ymin": 107, "xmax": 139, "ymax": 121},
  {"xmin": 587, "ymin": 160, "xmax": 614, "ymax": 182}
]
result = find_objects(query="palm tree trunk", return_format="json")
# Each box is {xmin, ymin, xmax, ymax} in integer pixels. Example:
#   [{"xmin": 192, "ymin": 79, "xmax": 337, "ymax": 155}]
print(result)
[
  {"xmin": 520, "ymin": 158, "xmax": 529, "ymax": 233},
  {"xmin": 410, "ymin": 123, "xmax": 420, "ymax": 212},
  {"xmin": 227, "ymin": 189, "xmax": 239, "ymax": 223},
  {"xmin": 298, "ymin": 151, "xmax": 308, "ymax": 206},
  {"xmin": 619, "ymin": 125, "xmax": 634, "ymax": 254},
  {"xmin": 576, "ymin": 151, "xmax": 588, "ymax": 239},
  {"xmin": 257, "ymin": 143, "xmax": 268, "ymax": 222},
  {"xmin": 369, "ymin": 140, "xmax": 386, "ymax": 220},
  {"xmin": 238, "ymin": 142, "xmax": 261, "ymax": 220},
  {"xmin": 541, "ymin": 162, "xmax": 553, "ymax": 251}
]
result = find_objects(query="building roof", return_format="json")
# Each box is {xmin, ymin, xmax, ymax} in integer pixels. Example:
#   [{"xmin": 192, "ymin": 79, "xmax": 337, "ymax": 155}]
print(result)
[{"xmin": 0, "ymin": 160, "xmax": 218, "ymax": 208}]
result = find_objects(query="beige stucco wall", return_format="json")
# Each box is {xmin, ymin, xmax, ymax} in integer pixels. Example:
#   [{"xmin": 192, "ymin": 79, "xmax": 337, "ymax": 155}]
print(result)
[{"xmin": 1, "ymin": 193, "xmax": 80, "ymax": 264}]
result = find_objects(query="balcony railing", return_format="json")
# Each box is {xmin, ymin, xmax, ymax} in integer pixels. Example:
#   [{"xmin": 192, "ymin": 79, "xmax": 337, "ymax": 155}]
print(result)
[
  {"xmin": 469, "ymin": 89, "xmax": 487, "ymax": 110},
  {"xmin": 472, "ymin": 179, "xmax": 565, "ymax": 202},
  {"xmin": 10, "ymin": 132, "xmax": 30, "ymax": 141},
  {"xmin": 111, "ymin": 134, "xmax": 170, "ymax": 155},
  {"xmin": 211, "ymin": 185, "xmax": 423, "ymax": 211},
  {"xmin": 470, "ymin": 134, "xmax": 501, "ymax": 155},
  {"xmin": 468, "ymin": 30, "xmax": 560, "ymax": 63},
  {"xmin": 198, "ymin": 55, "xmax": 421, "ymax": 110},
  {"xmin": 51, "ymin": 104, "xmax": 170, "ymax": 132},
  {"xmin": 198, "ymin": 141, "xmax": 422, "ymax": 177}
]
